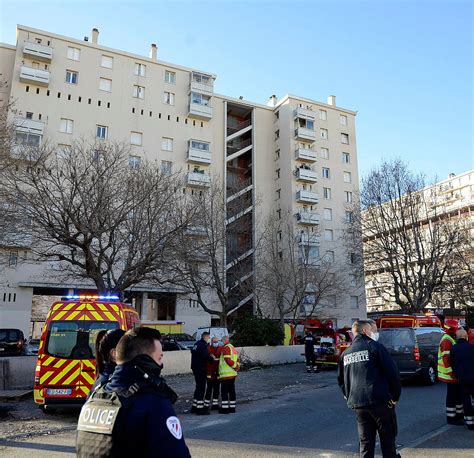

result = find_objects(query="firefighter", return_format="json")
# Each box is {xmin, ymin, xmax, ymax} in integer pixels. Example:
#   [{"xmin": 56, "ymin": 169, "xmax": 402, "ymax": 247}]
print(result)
[
  {"xmin": 303, "ymin": 330, "xmax": 317, "ymax": 373},
  {"xmin": 338, "ymin": 319, "xmax": 401, "ymax": 458},
  {"xmin": 450, "ymin": 328, "xmax": 474, "ymax": 430},
  {"xmin": 191, "ymin": 331, "xmax": 214, "ymax": 415},
  {"xmin": 204, "ymin": 336, "xmax": 221, "ymax": 412},
  {"xmin": 218, "ymin": 335, "xmax": 240, "ymax": 414},
  {"xmin": 438, "ymin": 319, "xmax": 463, "ymax": 425}
]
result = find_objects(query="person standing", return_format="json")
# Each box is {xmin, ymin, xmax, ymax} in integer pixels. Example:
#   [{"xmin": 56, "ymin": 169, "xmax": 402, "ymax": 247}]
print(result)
[
  {"xmin": 338, "ymin": 320, "xmax": 401, "ymax": 458},
  {"xmin": 191, "ymin": 331, "xmax": 214, "ymax": 415},
  {"xmin": 218, "ymin": 335, "xmax": 240, "ymax": 414},
  {"xmin": 204, "ymin": 336, "xmax": 221, "ymax": 413},
  {"xmin": 303, "ymin": 330, "xmax": 317, "ymax": 373},
  {"xmin": 450, "ymin": 328, "xmax": 474, "ymax": 430},
  {"xmin": 438, "ymin": 319, "xmax": 463, "ymax": 425}
]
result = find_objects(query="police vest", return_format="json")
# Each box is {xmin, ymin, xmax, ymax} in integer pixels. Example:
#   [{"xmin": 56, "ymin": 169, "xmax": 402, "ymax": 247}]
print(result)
[
  {"xmin": 437, "ymin": 334, "xmax": 456, "ymax": 383},
  {"xmin": 218, "ymin": 344, "xmax": 239, "ymax": 380}
]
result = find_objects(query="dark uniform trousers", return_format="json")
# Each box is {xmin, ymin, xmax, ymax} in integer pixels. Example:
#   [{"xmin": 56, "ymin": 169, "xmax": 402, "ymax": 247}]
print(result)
[
  {"xmin": 446, "ymin": 383, "xmax": 464, "ymax": 424},
  {"xmin": 220, "ymin": 378, "xmax": 236, "ymax": 413},
  {"xmin": 204, "ymin": 378, "xmax": 220, "ymax": 410},
  {"xmin": 192, "ymin": 368, "xmax": 207, "ymax": 413},
  {"xmin": 460, "ymin": 383, "xmax": 474, "ymax": 429},
  {"xmin": 305, "ymin": 352, "xmax": 315, "ymax": 371},
  {"xmin": 355, "ymin": 404, "xmax": 398, "ymax": 458}
]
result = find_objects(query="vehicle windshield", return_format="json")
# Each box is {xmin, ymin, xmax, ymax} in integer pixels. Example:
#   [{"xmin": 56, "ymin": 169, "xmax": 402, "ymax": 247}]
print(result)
[
  {"xmin": 0, "ymin": 330, "xmax": 21, "ymax": 342},
  {"xmin": 45, "ymin": 320, "xmax": 119, "ymax": 359},
  {"xmin": 170, "ymin": 334, "xmax": 194, "ymax": 341}
]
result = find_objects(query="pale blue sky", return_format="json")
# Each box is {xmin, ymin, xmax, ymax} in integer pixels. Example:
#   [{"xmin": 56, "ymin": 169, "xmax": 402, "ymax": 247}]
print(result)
[{"xmin": 1, "ymin": 0, "xmax": 472, "ymax": 181}]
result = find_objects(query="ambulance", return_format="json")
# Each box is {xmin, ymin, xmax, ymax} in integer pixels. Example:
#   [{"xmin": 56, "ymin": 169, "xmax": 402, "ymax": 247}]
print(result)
[{"xmin": 34, "ymin": 295, "xmax": 140, "ymax": 411}]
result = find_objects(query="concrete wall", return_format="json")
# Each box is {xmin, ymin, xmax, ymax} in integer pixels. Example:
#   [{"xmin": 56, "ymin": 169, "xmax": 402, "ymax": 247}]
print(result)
[{"xmin": 0, "ymin": 356, "xmax": 36, "ymax": 390}]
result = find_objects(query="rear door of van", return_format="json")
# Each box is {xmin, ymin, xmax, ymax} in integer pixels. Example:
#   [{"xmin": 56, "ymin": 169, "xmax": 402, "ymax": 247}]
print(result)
[{"xmin": 379, "ymin": 328, "xmax": 417, "ymax": 375}]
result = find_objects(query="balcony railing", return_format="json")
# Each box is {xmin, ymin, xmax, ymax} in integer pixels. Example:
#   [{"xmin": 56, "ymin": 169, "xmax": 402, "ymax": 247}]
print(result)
[
  {"xmin": 227, "ymin": 118, "xmax": 251, "ymax": 137},
  {"xmin": 188, "ymin": 102, "xmax": 213, "ymax": 120},
  {"xmin": 187, "ymin": 171, "xmax": 211, "ymax": 187},
  {"xmin": 296, "ymin": 189, "xmax": 319, "ymax": 204},
  {"xmin": 295, "ymin": 148, "xmax": 317, "ymax": 162},
  {"xmin": 294, "ymin": 107, "xmax": 316, "ymax": 120},
  {"xmin": 295, "ymin": 127, "xmax": 316, "ymax": 142},
  {"xmin": 296, "ymin": 212, "xmax": 320, "ymax": 225},
  {"xmin": 190, "ymin": 75, "xmax": 214, "ymax": 95},
  {"xmin": 20, "ymin": 66, "xmax": 50, "ymax": 86},
  {"xmin": 296, "ymin": 168, "xmax": 318, "ymax": 182},
  {"xmin": 187, "ymin": 146, "xmax": 212, "ymax": 164},
  {"xmin": 299, "ymin": 233, "xmax": 320, "ymax": 245},
  {"xmin": 227, "ymin": 137, "xmax": 252, "ymax": 155},
  {"xmin": 14, "ymin": 117, "xmax": 45, "ymax": 135},
  {"xmin": 23, "ymin": 41, "xmax": 53, "ymax": 62}
]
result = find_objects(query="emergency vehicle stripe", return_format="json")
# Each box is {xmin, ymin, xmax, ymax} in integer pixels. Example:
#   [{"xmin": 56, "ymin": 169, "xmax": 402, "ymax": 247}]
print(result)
[
  {"xmin": 54, "ymin": 310, "xmax": 69, "ymax": 321},
  {"xmin": 68, "ymin": 310, "xmax": 81, "ymax": 321},
  {"xmin": 63, "ymin": 366, "xmax": 81, "ymax": 385},
  {"xmin": 44, "ymin": 356, "xmax": 55, "ymax": 366},
  {"xmin": 82, "ymin": 371, "xmax": 95, "ymax": 385},
  {"xmin": 104, "ymin": 312, "xmax": 116, "ymax": 321},
  {"xmin": 54, "ymin": 359, "xmax": 67, "ymax": 368},
  {"xmin": 63, "ymin": 303, "xmax": 75, "ymax": 311},
  {"xmin": 90, "ymin": 311, "xmax": 102, "ymax": 321},
  {"xmin": 40, "ymin": 371, "xmax": 55, "ymax": 384},
  {"xmin": 49, "ymin": 360, "xmax": 80, "ymax": 385}
]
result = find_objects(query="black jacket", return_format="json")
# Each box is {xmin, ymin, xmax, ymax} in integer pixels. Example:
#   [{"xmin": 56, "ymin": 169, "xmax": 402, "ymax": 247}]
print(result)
[
  {"xmin": 338, "ymin": 334, "xmax": 401, "ymax": 409},
  {"xmin": 451, "ymin": 339, "xmax": 474, "ymax": 384},
  {"xmin": 103, "ymin": 356, "xmax": 190, "ymax": 458},
  {"xmin": 303, "ymin": 333, "xmax": 315, "ymax": 354},
  {"xmin": 191, "ymin": 338, "xmax": 212, "ymax": 371}
]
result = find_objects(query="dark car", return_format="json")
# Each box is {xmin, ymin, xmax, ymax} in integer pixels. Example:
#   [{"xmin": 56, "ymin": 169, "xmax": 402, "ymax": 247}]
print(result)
[
  {"xmin": 165, "ymin": 333, "xmax": 195, "ymax": 350},
  {"xmin": 378, "ymin": 327, "xmax": 444, "ymax": 385},
  {"xmin": 0, "ymin": 329, "xmax": 26, "ymax": 356}
]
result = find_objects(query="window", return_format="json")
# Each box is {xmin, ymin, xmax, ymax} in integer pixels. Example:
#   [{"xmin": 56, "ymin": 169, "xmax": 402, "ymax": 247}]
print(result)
[
  {"xmin": 340, "ymin": 115, "xmax": 348, "ymax": 126},
  {"xmin": 9, "ymin": 251, "xmax": 18, "ymax": 267},
  {"xmin": 322, "ymin": 167, "xmax": 330, "ymax": 179},
  {"xmin": 323, "ymin": 187, "xmax": 331, "ymax": 199},
  {"xmin": 276, "ymin": 189, "xmax": 281, "ymax": 200},
  {"xmin": 15, "ymin": 131, "xmax": 41, "ymax": 146},
  {"xmin": 324, "ymin": 229, "xmax": 334, "ymax": 241},
  {"xmin": 60, "ymin": 118, "xmax": 74, "ymax": 134},
  {"xmin": 163, "ymin": 91, "xmax": 175, "ymax": 105},
  {"xmin": 276, "ymin": 168, "xmax": 280, "ymax": 179},
  {"xmin": 164, "ymin": 70, "xmax": 176, "ymax": 84},
  {"xmin": 99, "ymin": 78, "xmax": 112, "ymax": 92},
  {"xmin": 162, "ymin": 137, "xmax": 173, "ymax": 151},
  {"xmin": 345, "ymin": 211, "xmax": 353, "ymax": 223},
  {"xmin": 350, "ymin": 296, "xmax": 359, "ymax": 309},
  {"xmin": 343, "ymin": 171, "xmax": 352, "ymax": 183},
  {"xmin": 101, "ymin": 55, "xmax": 113, "ymax": 69},
  {"xmin": 320, "ymin": 148, "xmax": 329, "ymax": 159},
  {"xmin": 345, "ymin": 191, "xmax": 353, "ymax": 203},
  {"xmin": 274, "ymin": 130, "xmax": 280, "ymax": 140},
  {"xmin": 191, "ymin": 140, "xmax": 209, "ymax": 151},
  {"xmin": 350, "ymin": 275, "xmax": 357, "ymax": 287},
  {"xmin": 96, "ymin": 125, "xmax": 108, "ymax": 139},
  {"xmin": 320, "ymin": 128, "xmax": 328, "ymax": 140},
  {"xmin": 191, "ymin": 92, "xmax": 210, "ymax": 106},
  {"xmin": 129, "ymin": 155, "xmax": 141, "ymax": 169},
  {"xmin": 65, "ymin": 70, "xmax": 78, "ymax": 84},
  {"xmin": 192, "ymin": 73, "xmax": 211, "ymax": 85},
  {"xmin": 67, "ymin": 46, "xmax": 80, "ymax": 61},
  {"xmin": 324, "ymin": 251, "xmax": 335, "ymax": 263},
  {"xmin": 134, "ymin": 63, "xmax": 146, "ymax": 77},
  {"xmin": 26, "ymin": 112, "xmax": 33, "ymax": 119},
  {"xmin": 341, "ymin": 133, "xmax": 349, "ymax": 144},
  {"xmin": 342, "ymin": 152, "xmax": 350, "ymax": 163},
  {"xmin": 161, "ymin": 160, "xmax": 172, "ymax": 175},
  {"xmin": 298, "ymin": 118, "xmax": 314, "ymax": 130},
  {"xmin": 350, "ymin": 253, "xmax": 357, "ymax": 264},
  {"xmin": 130, "ymin": 131, "xmax": 143, "ymax": 146},
  {"xmin": 133, "ymin": 85, "xmax": 145, "ymax": 99},
  {"xmin": 323, "ymin": 208, "xmax": 332, "ymax": 221},
  {"xmin": 319, "ymin": 109, "xmax": 327, "ymax": 120},
  {"xmin": 275, "ymin": 149, "xmax": 280, "ymax": 160}
]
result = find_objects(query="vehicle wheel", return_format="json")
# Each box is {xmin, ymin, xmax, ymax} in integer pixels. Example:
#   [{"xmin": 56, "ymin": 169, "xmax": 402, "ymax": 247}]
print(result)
[{"xmin": 423, "ymin": 365, "xmax": 437, "ymax": 385}]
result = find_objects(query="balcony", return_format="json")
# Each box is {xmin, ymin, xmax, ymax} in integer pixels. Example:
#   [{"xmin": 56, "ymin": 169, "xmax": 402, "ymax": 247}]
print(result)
[
  {"xmin": 14, "ymin": 117, "xmax": 45, "ymax": 135},
  {"xmin": 296, "ymin": 168, "xmax": 318, "ymax": 183},
  {"xmin": 187, "ymin": 171, "xmax": 211, "ymax": 188},
  {"xmin": 296, "ymin": 189, "xmax": 319, "ymax": 204},
  {"xmin": 296, "ymin": 212, "xmax": 320, "ymax": 225},
  {"xmin": 295, "ymin": 127, "xmax": 316, "ymax": 142},
  {"xmin": 188, "ymin": 102, "xmax": 213, "ymax": 120},
  {"xmin": 20, "ymin": 66, "xmax": 50, "ymax": 86},
  {"xmin": 294, "ymin": 107, "xmax": 316, "ymax": 120},
  {"xmin": 23, "ymin": 41, "xmax": 53, "ymax": 62},
  {"xmin": 186, "ymin": 226, "xmax": 207, "ymax": 237},
  {"xmin": 187, "ymin": 145, "xmax": 212, "ymax": 164},
  {"xmin": 190, "ymin": 73, "xmax": 214, "ymax": 96},
  {"xmin": 295, "ymin": 148, "xmax": 317, "ymax": 162},
  {"xmin": 299, "ymin": 233, "xmax": 320, "ymax": 246}
]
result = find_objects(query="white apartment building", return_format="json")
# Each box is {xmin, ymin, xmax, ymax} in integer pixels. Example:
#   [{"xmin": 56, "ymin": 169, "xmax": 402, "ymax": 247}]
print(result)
[{"xmin": 0, "ymin": 25, "xmax": 366, "ymax": 336}]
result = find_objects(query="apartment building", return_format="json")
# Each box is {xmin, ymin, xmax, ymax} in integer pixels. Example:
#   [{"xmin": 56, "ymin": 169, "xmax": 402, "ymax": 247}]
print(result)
[
  {"xmin": 365, "ymin": 170, "xmax": 474, "ymax": 313},
  {"xmin": 0, "ymin": 25, "xmax": 366, "ymax": 336}
]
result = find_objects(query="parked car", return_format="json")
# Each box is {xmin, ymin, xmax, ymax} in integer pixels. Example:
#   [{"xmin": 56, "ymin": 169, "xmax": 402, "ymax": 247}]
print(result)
[
  {"xmin": 0, "ymin": 328, "xmax": 26, "ymax": 356},
  {"xmin": 161, "ymin": 336, "xmax": 183, "ymax": 352},
  {"xmin": 164, "ymin": 333, "xmax": 195, "ymax": 350},
  {"xmin": 378, "ymin": 326, "xmax": 444, "ymax": 385},
  {"xmin": 192, "ymin": 327, "xmax": 229, "ymax": 344},
  {"xmin": 26, "ymin": 338, "xmax": 41, "ymax": 355}
]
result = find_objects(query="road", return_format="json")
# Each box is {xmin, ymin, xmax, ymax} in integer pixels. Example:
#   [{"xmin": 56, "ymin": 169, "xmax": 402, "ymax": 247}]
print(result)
[{"xmin": 2, "ymin": 367, "xmax": 473, "ymax": 457}]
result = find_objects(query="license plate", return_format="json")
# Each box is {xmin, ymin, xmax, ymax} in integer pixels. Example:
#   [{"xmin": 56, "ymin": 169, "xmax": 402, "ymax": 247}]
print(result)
[{"xmin": 46, "ymin": 388, "xmax": 72, "ymax": 396}]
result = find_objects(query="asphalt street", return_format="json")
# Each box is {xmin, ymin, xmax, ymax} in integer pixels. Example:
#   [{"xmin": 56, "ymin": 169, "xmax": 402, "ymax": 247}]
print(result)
[{"xmin": 2, "ymin": 369, "xmax": 472, "ymax": 457}]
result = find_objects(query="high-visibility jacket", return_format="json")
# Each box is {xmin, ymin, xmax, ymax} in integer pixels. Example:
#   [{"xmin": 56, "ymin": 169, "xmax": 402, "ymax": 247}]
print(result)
[
  {"xmin": 437, "ymin": 334, "xmax": 457, "ymax": 383},
  {"xmin": 218, "ymin": 343, "xmax": 240, "ymax": 380},
  {"xmin": 207, "ymin": 345, "xmax": 221, "ymax": 380}
]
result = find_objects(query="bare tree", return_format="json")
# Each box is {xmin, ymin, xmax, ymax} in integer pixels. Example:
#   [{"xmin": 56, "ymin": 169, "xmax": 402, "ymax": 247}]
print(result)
[
  {"xmin": 359, "ymin": 159, "xmax": 469, "ymax": 313},
  {"xmin": 1, "ymin": 139, "xmax": 192, "ymax": 295},
  {"xmin": 169, "ymin": 179, "xmax": 255, "ymax": 326},
  {"xmin": 255, "ymin": 209, "xmax": 347, "ymax": 333}
]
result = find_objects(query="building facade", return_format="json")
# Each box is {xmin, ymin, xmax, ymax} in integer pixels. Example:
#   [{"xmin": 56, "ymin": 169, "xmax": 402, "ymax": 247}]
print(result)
[{"xmin": 0, "ymin": 25, "xmax": 366, "ymax": 336}]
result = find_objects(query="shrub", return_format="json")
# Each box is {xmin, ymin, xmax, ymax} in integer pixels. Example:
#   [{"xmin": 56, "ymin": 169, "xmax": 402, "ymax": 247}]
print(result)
[{"xmin": 231, "ymin": 314, "xmax": 284, "ymax": 347}]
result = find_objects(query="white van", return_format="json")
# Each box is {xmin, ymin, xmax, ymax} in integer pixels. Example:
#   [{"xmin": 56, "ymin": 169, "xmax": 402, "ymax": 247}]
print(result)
[{"xmin": 193, "ymin": 327, "xmax": 229, "ymax": 343}]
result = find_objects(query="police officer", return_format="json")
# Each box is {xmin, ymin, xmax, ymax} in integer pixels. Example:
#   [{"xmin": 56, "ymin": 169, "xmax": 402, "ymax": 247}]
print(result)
[
  {"xmin": 303, "ymin": 330, "xmax": 317, "ymax": 373},
  {"xmin": 338, "ymin": 319, "xmax": 401, "ymax": 458},
  {"xmin": 191, "ymin": 331, "xmax": 214, "ymax": 415},
  {"xmin": 450, "ymin": 328, "xmax": 474, "ymax": 430},
  {"xmin": 76, "ymin": 326, "xmax": 190, "ymax": 458}
]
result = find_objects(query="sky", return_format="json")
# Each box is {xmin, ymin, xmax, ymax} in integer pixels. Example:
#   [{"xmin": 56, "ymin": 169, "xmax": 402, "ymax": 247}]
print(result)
[{"xmin": 0, "ymin": 0, "xmax": 472, "ymax": 182}]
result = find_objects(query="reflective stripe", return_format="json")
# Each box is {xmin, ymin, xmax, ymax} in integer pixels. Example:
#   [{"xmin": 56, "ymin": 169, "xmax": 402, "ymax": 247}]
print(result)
[{"xmin": 447, "ymin": 413, "xmax": 457, "ymax": 417}]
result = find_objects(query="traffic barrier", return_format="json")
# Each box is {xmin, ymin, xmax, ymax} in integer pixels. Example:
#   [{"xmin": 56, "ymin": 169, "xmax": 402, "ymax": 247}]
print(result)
[{"xmin": 0, "ymin": 356, "xmax": 36, "ymax": 390}]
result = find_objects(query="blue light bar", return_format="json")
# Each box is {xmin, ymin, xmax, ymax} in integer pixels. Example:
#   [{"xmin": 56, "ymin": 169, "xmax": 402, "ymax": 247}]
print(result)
[{"xmin": 62, "ymin": 294, "xmax": 120, "ymax": 301}]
